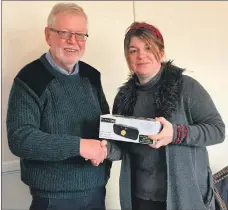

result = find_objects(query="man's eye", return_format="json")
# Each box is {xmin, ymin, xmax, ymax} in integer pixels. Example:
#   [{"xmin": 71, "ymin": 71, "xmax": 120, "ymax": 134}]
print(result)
[
  {"xmin": 59, "ymin": 31, "xmax": 69, "ymax": 36},
  {"xmin": 76, "ymin": 33, "xmax": 84, "ymax": 38}
]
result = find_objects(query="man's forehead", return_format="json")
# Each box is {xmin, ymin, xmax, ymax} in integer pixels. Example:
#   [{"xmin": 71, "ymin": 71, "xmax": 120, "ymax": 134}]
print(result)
[
  {"xmin": 53, "ymin": 13, "xmax": 87, "ymax": 31},
  {"xmin": 55, "ymin": 12, "xmax": 86, "ymax": 21}
]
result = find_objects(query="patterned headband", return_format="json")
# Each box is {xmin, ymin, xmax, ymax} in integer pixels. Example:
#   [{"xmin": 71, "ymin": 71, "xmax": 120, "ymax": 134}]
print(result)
[{"xmin": 126, "ymin": 23, "xmax": 164, "ymax": 46}]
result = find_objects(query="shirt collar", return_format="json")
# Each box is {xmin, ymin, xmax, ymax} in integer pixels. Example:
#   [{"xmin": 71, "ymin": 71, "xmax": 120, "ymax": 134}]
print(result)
[{"xmin": 45, "ymin": 51, "xmax": 79, "ymax": 75}]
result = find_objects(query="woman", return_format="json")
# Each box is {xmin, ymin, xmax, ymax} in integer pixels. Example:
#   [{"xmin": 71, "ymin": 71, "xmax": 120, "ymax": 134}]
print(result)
[{"xmin": 105, "ymin": 22, "xmax": 225, "ymax": 210}]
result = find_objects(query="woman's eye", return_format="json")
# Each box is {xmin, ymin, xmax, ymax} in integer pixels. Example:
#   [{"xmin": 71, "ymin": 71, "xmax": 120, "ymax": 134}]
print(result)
[{"xmin": 129, "ymin": 49, "xmax": 136, "ymax": 54}]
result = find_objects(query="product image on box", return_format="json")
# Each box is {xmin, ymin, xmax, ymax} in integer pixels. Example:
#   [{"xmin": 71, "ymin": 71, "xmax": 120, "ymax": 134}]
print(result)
[
  {"xmin": 113, "ymin": 124, "xmax": 139, "ymax": 140},
  {"xmin": 99, "ymin": 114, "xmax": 162, "ymax": 144}
]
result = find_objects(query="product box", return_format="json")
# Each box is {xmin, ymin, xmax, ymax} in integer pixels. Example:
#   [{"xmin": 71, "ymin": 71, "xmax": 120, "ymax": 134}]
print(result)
[{"xmin": 99, "ymin": 114, "xmax": 162, "ymax": 144}]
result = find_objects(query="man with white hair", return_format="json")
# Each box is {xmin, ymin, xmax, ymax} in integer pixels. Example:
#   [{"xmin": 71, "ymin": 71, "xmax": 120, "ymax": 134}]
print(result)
[{"xmin": 6, "ymin": 2, "xmax": 111, "ymax": 210}]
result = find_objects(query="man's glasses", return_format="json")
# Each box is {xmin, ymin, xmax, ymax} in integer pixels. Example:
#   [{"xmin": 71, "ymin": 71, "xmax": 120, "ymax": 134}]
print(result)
[{"xmin": 50, "ymin": 28, "xmax": 89, "ymax": 41}]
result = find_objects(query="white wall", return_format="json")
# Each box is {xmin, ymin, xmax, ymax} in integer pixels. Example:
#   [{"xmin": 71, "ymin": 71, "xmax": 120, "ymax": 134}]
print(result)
[
  {"xmin": 2, "ymin": 0, "xmax": 133, "ymax": 162},
  {"xmin": 2, "ymin": 1, "xmax": 228, "ymax": 209},
  {"xmin": 2, "ymin": 1, "xmax": 133, "ymax": 209},
  {"xmin": 134, "ymin": 1, "xmax": 228, "ymax": 173}
]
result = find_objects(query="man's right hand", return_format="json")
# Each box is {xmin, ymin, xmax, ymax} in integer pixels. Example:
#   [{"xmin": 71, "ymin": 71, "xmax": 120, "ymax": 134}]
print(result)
[
  {"xmin": 89, "ymin": 140, "xmax": 108, "ymax": 166},
  {"xmin": 80, "ymin": 139, "xmax": 107, "ymax": 164}
]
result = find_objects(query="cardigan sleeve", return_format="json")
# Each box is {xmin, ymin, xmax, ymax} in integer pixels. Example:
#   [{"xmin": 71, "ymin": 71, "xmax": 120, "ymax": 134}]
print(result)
[
  {"xmin": 6, "ymin": 78, "xmax": 82, "ymax": 161},
  {"xmin": 106, "ymin": 140, "xmax": 123, "ymax": 161},
  {"xmin": 172, "ymin": 76, "xmax": 225, "ymax": 147}
]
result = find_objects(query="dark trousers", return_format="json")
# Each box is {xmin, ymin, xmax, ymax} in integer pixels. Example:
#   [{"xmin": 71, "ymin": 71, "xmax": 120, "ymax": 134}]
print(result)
[
  {"xmin": 29, "ymin": 187, "xmax": 106, "ymax": 210},
  {"xmin": 132, "ymin": 196, "xmax": 166, "ymax": 210}
]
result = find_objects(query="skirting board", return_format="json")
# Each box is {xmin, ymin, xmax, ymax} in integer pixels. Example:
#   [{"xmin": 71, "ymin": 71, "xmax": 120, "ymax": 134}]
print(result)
[{"xmin": 2, "ymin": 160, "xmax": 20, "ymax": 174}]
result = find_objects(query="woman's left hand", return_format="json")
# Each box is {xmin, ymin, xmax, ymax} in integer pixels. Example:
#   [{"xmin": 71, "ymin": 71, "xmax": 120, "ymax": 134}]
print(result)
[{"xmin": 148, "ymin": 117, "xmax": 174, "ymax": 149}]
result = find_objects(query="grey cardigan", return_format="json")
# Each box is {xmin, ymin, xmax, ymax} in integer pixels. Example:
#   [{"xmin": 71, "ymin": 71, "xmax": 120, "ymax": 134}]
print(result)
[{"xmin": 107, "ymin": 61, "xmax": 225, "ymax": 210}]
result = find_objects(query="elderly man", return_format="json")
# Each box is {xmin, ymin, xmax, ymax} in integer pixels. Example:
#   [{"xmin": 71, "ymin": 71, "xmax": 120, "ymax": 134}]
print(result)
[{"xmin": 6, "ymin": 2, "xmax": 110, "ymax": 210}]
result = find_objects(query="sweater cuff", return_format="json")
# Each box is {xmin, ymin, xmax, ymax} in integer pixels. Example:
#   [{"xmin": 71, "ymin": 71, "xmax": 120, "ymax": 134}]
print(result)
[
  {"xmin": 106, "ymin": 140, "xmax": 112, "ymax": 159},
  {"xmin": 172, "ymin": 124, "xmax": 188, "ymax": 144}
]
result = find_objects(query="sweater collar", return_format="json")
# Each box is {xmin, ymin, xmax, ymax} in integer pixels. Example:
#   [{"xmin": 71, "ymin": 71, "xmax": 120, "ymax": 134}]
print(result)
[{"xmin": 135, "ymin": 65, "xmax": 164, "ymax": 91}]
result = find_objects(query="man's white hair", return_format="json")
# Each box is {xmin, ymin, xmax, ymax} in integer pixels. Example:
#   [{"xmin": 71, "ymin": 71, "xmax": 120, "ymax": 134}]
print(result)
[{"xmin": 47, "ymin": 2, "xmax": 87, "ymax": 27}]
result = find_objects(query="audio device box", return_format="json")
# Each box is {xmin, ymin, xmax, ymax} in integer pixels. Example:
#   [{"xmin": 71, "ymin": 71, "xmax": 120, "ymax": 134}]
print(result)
[{"xmin": 99, "ymin": 114, "xmax": 162, "ymax": 144}]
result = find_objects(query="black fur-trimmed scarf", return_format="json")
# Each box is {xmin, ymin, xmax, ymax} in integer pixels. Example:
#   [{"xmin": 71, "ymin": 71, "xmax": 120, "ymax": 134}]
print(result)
[{"xmin": 112, "ymin": 60, "xmax": 185, "ymax": 119}]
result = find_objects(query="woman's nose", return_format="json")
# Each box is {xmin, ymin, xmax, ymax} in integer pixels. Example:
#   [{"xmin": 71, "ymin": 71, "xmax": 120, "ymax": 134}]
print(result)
[{"xmin": 137, "ymin": 50, "xmax": 146, "ymax": 59}]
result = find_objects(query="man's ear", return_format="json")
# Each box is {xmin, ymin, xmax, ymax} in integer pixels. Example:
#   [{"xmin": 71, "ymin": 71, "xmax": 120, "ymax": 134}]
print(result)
[{"xmin": 45, "ymin": 27, "xmax": 51, "ymax": 46}]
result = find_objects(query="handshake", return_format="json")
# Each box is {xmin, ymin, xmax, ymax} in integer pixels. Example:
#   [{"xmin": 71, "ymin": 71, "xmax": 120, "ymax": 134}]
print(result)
[{"xmin": 80, "ymin": 139, "xmax": 108, "ymax": 166}]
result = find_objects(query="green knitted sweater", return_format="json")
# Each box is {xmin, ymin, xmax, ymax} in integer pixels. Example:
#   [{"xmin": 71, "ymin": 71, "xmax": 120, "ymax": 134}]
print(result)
[{"xmin": 6, "ymin": 54, "xmax": 110, "ymax": 198}]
